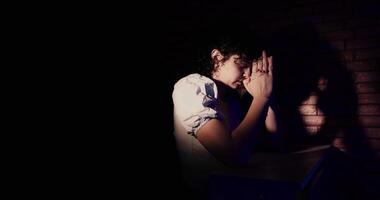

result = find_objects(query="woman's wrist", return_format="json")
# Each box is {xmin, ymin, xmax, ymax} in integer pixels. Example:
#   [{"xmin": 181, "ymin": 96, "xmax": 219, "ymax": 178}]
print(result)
[{"xmin": 253, "ymin": 95, "xmax": 270, "ymax": 102}]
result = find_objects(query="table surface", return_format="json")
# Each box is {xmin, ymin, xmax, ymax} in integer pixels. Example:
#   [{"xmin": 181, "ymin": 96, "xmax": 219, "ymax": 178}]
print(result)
[{"xmin": 210, "ymin": 144, "xmax": 334, "ymax": 189}]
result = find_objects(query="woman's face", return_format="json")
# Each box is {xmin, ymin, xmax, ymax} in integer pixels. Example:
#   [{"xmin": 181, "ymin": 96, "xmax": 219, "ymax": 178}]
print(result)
[{"xmin": 214, "ymin": 54, "xmax": 251, "ymax": 89}]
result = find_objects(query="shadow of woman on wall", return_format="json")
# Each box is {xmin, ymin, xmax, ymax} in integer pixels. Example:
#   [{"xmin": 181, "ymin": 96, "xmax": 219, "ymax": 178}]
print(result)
[{"xmin": 267, "ymin": 23, "xmax": 377, "ymax": 199}]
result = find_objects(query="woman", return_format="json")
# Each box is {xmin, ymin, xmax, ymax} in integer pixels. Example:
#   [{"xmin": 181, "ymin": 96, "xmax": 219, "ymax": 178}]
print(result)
[{"xmin": 172, "ymin": 31, "xmax": 282, "ymax": 198}]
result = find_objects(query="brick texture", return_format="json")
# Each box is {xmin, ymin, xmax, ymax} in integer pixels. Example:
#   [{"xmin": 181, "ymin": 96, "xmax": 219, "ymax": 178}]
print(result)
[
  {"xmin": 253, "ymin": 0, "xmax": 380, "ymax": 166},
  {"xmin": 251, "ymin": 0, "xmax": 380, "ymax": 162}
]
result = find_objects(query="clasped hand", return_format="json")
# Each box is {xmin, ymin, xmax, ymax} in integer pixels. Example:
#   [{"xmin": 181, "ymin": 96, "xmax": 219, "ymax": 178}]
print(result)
[{"xmin": 243, "ymin": 50, "xmax": 273, "ymax": 99}]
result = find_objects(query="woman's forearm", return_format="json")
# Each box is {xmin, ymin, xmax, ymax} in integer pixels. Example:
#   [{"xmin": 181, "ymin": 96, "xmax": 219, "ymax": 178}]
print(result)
[{"xmin": 231, "ymin": 96, "xmax": 269, "ymax": 163}]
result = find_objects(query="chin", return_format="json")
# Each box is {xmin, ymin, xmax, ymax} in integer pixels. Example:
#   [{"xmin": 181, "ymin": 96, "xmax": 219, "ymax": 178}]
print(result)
[{"xmin": 230, "ymin": 84, "xmax": 239, "ymax": 89}]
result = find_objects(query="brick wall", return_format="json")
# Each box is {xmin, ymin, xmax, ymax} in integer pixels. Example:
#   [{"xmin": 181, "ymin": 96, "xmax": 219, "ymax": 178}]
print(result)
[
  {"xmin": 254, "ymin": 0, "xmax": 380, "ymax": 159},
  {"xmin": 244, "ymin": 0, "xmax": 380, "ymax": 198}
]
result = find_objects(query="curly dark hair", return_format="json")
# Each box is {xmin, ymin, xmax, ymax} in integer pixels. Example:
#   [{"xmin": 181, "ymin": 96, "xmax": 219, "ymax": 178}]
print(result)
[{"xmin": 195, "ymin": 27, "xmax": 264, "ymax": 77}]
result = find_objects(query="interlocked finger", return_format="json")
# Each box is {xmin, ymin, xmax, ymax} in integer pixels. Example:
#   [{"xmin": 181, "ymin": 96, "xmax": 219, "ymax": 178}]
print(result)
[
  {"xmin": 268, "ymin": 56, "xmax": 273, "ymax": 75},
  {"xmin": 257, "ymin": 59, "xmax": 263, "ymax": 72},
  {"xmin": 262, "ymin": 51, "xmax": 268, "ymax": 73}
]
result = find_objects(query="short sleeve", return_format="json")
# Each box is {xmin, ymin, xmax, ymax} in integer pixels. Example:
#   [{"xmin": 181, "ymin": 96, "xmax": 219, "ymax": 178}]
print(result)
[{"xmin": 172, "ymin": 74, "xmax": 222, "ymax": 136}]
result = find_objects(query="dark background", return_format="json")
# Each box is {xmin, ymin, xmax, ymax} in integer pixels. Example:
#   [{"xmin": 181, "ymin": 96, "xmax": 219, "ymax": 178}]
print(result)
[
  {"xmin": 66, "ymin": 0, "xmax": 379, "ymax": 198},
  {"xmin": 138, "ymin": 0, "xmax": 379, "ymax": 198}
]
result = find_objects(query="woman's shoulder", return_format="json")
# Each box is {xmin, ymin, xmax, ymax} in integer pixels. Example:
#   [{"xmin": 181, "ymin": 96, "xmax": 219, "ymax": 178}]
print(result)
[
  {"xmin": 172, "ymin": 73, "xmax": 218, "ymax": 100},
  {"xmin": 174, "ymin": 73, "xmax": 215, "ymax": 88}
]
